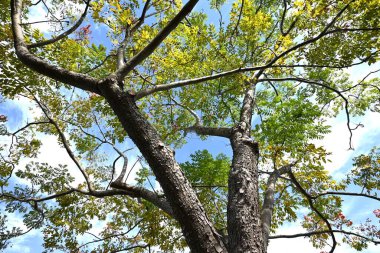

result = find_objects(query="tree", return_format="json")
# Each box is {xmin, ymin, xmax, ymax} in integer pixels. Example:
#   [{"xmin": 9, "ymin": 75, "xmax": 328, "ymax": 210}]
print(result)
[{"xmin": 0, "ymin": 0, "xmax": 379, "ymax": 252}]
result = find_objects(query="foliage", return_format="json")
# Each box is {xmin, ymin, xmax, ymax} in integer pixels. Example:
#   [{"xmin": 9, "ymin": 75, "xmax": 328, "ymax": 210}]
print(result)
[{"xmin": 0, "ymin": 0, "xmax": 379, "ymax": 252}]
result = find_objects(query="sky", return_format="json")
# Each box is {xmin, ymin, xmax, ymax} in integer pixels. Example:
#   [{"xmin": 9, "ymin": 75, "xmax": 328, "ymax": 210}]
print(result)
[{"xmin": 0, "ymin": 1, "xmax": 379, "ymax": 252}]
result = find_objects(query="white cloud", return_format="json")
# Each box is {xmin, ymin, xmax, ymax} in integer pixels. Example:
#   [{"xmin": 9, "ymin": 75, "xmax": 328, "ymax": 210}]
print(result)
[
  {"xmin": 1, "ymin": 209, "xmax": 43, "ymax": 253},
  {"xmin": 27, "ymin": 4, "xmax": 51, "ymax": 34},
  {"xmin": 313, "ymin": 110, "xmax": 380, "ymax": 176},
  {"xmin": 26, "ymin": 1, "xmax": 86, "ymax": 35}
]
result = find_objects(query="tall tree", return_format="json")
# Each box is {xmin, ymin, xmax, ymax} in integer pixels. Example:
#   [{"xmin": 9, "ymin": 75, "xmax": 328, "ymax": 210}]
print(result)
[{"xmin": 1, "ymin": 0, "xmax": 379, "ymax": 252}]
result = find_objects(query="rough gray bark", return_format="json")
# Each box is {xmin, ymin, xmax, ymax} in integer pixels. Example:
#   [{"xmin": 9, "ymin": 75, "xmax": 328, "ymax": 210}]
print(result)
[
  {"xmin": 227, "ymin": 86, "xmax": 264, "ymax": 253},
  {"xmin": 98, "ymin": 78, "xmax": 227, "ymax": 253},
  {"xmin": 228, "ymin": 132, "xmax": 263, "ymax": 253}
]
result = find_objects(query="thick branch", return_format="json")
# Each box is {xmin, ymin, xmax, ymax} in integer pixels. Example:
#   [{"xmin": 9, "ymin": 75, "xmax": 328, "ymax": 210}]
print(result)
[
  {"xmin": 112, "ymin": 0, "xmax": 199, "ymax": 81},
  {"xmin": 110, "ymin": 181, "xmax": 173, "ymax": 217},
  {"xmin": 261, "ymin": 163, "xmax": 295, "ymax": 250},
  {"xmin": 239, "ymin": 80, "xmax": 256, "ymax": 128},
  {"xmin": 99, "ymin": 80, "xmax": 227, "ymax": 252},
  {"xmin": 185, "ymin": 125, "xmax": 232, "ymax": 138},
  {"xmin": 27, "ymin": 0, "xmax": 91, "ymax": 48},
  {"xmin": 135, "ymin": 49, "xmax": 378, "ymax": 100}
]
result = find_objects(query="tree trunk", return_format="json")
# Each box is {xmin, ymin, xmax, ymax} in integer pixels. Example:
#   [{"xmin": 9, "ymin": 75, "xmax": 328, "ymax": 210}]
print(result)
[
  {"xmin": 99, "ymin": 79, "xmax": 227, "ymax": 253},
  {"xmin": 227, "ymin": 83, "xmax": 264, "ymax": 253},
  {"xmin": 228, "ymin": 126, "xmax": 264, "ymax": 253}
]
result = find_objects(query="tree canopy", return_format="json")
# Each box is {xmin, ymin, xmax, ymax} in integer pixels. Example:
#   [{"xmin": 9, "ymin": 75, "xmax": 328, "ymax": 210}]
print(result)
[{"xmin": 0, "ymin": 0, "xmax": 379, "ymax": 252}]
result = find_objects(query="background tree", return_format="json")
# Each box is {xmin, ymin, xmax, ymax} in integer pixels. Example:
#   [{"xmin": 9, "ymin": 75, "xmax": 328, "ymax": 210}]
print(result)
[{"xmin": 0, "ymin": 0, "xmax": 379, "ymax": 252}]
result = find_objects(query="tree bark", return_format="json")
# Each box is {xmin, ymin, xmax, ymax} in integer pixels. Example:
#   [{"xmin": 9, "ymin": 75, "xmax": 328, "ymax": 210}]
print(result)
[
  {"xmin": 227, "ymin": 86, "xmax": 264, "ymax": 253},
  {"xmin": 228, "ymin": 128, "xmax": 263, "ymax": 253},
  {"xmin": 98, "ymin": 78, "xmax": 227, "ymax": 253},
  {"xmin": 261, "ymin": 164, "xmax": 294, "ymax": 251}
]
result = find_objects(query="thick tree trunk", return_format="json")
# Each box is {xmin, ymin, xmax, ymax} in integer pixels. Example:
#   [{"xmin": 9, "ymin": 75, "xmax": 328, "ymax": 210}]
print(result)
[
  {"xmin": 227, "ymin": 85, "xmax": 264, "ymax": 253},
  {"xmin": 99, "ymin": 79, "xmax": 227, "ymax": 253},
  {"xmin": 228, "ymin": 127, "xmax": 264, "ymax": 253}
]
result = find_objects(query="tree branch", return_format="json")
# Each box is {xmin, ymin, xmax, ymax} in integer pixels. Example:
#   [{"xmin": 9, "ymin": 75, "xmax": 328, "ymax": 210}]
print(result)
[
  {"xmin": 85, "ymin": 54, "xmax": 116, "ymax": 74},
  {"xmin": 169, "ymin": 95, "xmax": 201, "ymax": 125},
  {"xmin": 115, "ymin": 0, "xmax": 152, "ymax": 71},
  {"xmin": 112, "ymin": 0, "xmax": 199, "ymax": 81},
  {"xmin": 27, "ymin": 89, "xmax": 94, "ymax": 192},
  {"xmin": 77, "ymin": 219, "xmax": 144, "ymax": 250},
  {"xmin": 280, "ymin": 0, "xmax": 298, "ymax": 36},
  {"xmin": 257, "ymin": 77, "xmax": 355, "ymax": 149},
  {"xmin": 110, "ymin": 181, "xmax": 173, "ymax": 217},
  {"xmin": 185, "ymin": 125, "xmax": 232, "ymax": 138},
  {"xmin": 135, "ymin": 48, "xmax": 379, "ymax": 100},
  {"xmin": 288, "ymin": 169, "xmax": 337, "ymax": 253},
  {"xmin": 11, "ymin": 0, "xmax": 100, "ymax": 94},
  {"xmin": 261, "ymin": 163, "xmax": 296, "ymax": 250},
  {"xmin": 1, "ymin": 185, "xmax": 174, "ymax": 218},
  {"xmin": 312, "ymin": 191, "xmax": 380, "ymax": 201},
  {"xmin": 269, "ymin": 229, "xmax": 380, "ymax": 245},
  {"xmin": 27, "ymin": 0, "xmax": 91, "ymax": 48}
]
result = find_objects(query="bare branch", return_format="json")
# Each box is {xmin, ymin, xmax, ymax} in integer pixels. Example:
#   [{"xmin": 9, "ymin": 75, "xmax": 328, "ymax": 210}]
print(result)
[
  {"xmin": 21, "ymin": 19, "xmax": 69, "ymax": 25},
  {"xmin": 288, "ymin": 170, "xmax": 337, "ymax": 253},
  {"xmin": 114, "ymin": 157, "xmax": 129, "ymax": 183},
  {"xmin": 271, "ymin": 51, "xmax": 379, "ymax": 69},
  {"xmin": 269, "ymin": 229, "xmax": 380, "ymax": 245},
  {"xmin": 169, "ymin": 96, "xmax": 201, "ymax": 125},
  {"xmin": 279, "ymin": 0, "xmax": 298, "ymax": 36},
  {"xmin": 312, "ymin": 191, "xmax": 380, "ymax": 201},
  {"xmin": 326, "ymin": 27, "xmax": 380, "ymax": 34},
  {"xmin": 230, "ymin": 0, "xmax": 244, "ymax": 40},
  {"xmin": 11, "ymin": 121, "xmax": 50, "ymax": 136},
  {"xmin": 26, "ymin": 88, "xmax": 94, "ymax": 191},
  {"xmin": 85, "ymin": 54, "xmax": 116, "ymax": 74},
  {"xmin": 111, "ymin": 244, "xmax": 150, "ymax": 253},
  {"xmin": 1, "ymin": 185, "xmax": 174, "ymax": 218},
  {"xmin": 77, "ymin": 219, "xmax": 144, "ymax": 250},
  {"xmin": 134, "ymin": 68, "xmax": 248, "ymax": 100},
  {"xmin": 27, "ymin": 0, "xmax": 91, "ymax": 48},
  {"xmin": 130, "ymin": 0, "xmax": 152, "ymax": 33},
  {"xmin": 0, "ymin": 189, "xmax": 75, "ymax": 203},
  {"xmin": 135, "ymin": 49, "xmax": 379, "ymax": 100}
]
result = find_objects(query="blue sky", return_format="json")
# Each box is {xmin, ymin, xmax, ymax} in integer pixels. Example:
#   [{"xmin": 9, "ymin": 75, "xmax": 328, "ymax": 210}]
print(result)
[{"xmin": 1, "ymin": 1, "xmax": 379, "ymax": 252}]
